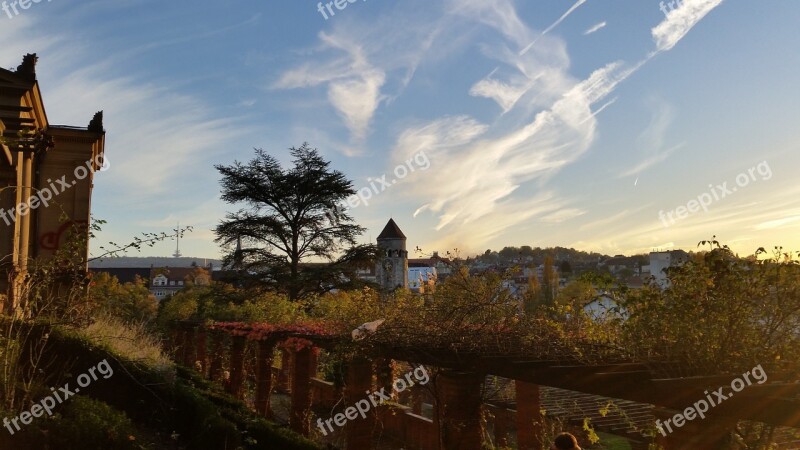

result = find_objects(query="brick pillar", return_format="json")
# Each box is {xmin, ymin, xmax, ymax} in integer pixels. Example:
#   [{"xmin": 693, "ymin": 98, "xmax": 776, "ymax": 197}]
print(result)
[
  {"xmin": 227, "ymin": 336, "xmax": 246, "ymax": 399},
  {"xmin": 181, "ymin": 327, "xmax": 196, "ymax": 367},
  {"xmin": 209, "ymin": 333, "xmax": 224, "ymax": 382},
  {"xmin": 290, "ymin": 346, "xmax": 315, "ymax": 435},
  {"xmin": 196, "ymin": 328, "xmax": 208, "ymax": 375},
  {"xmin": 654, "ymin": 408, "xmax": 734, "ymax": 449},
  {"xmin": 255, "ymin": 340, "xmax": 275, "ymax": 417},
  {"xmin": 516, "ymin": 381, "xmax": 543, "ymax": 450},
  {"xmin": 346, "ymin": 358, "xmax": 375, "ymax": 449},
  {"xmin": 437, "ymin": 371, "xmax": 483, "ymax": 450}
]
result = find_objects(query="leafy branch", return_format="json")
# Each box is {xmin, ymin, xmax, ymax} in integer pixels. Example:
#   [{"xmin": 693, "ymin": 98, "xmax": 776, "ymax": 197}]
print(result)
[{"xmin": 90, "ymin": 219, "xmax": 194, "ymax": 262}]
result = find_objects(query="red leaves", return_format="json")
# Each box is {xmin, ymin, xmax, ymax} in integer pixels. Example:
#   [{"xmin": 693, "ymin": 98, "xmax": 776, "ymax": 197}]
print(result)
[{"xmin": 207, "ymin": 320, "xmax": 340, "ymax": 341}]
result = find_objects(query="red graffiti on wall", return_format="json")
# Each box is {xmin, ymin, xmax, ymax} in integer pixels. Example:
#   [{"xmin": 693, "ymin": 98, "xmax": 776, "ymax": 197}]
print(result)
[{"xmin": 39, "ymin": 220, "xmax": 89, "ymax": 251}]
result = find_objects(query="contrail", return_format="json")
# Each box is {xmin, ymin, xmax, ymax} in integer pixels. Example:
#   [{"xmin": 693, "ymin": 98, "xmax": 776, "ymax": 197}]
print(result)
[{"xmin": 520, "ymin": 0, "xmax": 589, "ymax": 56}]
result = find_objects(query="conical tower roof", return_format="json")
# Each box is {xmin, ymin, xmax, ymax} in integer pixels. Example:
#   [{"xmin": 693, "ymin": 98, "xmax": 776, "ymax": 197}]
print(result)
[{"xmin": 377, "ymin": 218, "xmax": 406, "ymax": 240}]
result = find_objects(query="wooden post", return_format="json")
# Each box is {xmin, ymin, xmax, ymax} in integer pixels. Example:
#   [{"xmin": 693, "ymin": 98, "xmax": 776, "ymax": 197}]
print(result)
[
  {"xmin": 209, "ymin": 332, "xmax": 224, "ymax": 382},
  {"xmin": 515, "ymin": 381, "xmax": 543, "ymax": 450},
  {"xmin": 182, "ymin": 326, "xmax": 196, "ymax": 368},
  {"xmin": 437, "ymin": 371, "xmax": 483, "ymax": 450},
  {"xmin": 345, "ymin": 358, "xmax": 375, "ymax": 449},
  {"xmin": 255, "ymin": 340, "xmax": 276, "ymax": 417},
  {"xmin": 277, "ymin": 347, "xmax": 292, "ymax": 393},
  {"xmin": 227, "ymin": 336, "xmax": 246, "ymax": 399},
  {"xmin": 290, "ymin": 346, "xmax": 315, "ymax": 435}
]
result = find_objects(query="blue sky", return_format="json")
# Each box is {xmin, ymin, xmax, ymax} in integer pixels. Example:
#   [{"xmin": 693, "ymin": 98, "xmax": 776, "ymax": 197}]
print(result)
[{"xmin": 2, "ymin": 0, "xmax": 799, "ymax": 259}]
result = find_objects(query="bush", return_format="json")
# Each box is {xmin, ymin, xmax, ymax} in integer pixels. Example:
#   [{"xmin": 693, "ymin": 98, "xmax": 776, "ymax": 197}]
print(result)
[{"xmin": 49, "ymin": 396, "xmax": 139, "ymax": 450}]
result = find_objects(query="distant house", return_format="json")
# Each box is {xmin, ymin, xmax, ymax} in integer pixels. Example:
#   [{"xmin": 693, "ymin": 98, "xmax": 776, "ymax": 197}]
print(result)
[
  {"xmin": 583, "ymin": 293, "xmax": 628, "ymax": 321},
  {"xmin": 354, "ymin": 265, "xmax": 377, "ymax": 284},
  {"xmin": 649, "ymin": 250, "xmax": 690, "ymax": 288},
  {"xmin": 149, "ymin": 266, "xmax": 211, "ymax": 300},
  {"xmin": 598, "ymin": 255, "xmax": 648, "ymax": 277},
  {"xmin": 601, "ymin": 255, "xmax": 630, "ymax": 274},
  {"xmin": 408, "ymin": 267, "xmax": 437, "ymax": 293},
  {"xmin": 409, "ymin": 251, "xmax": 452, "ymax": 279}
]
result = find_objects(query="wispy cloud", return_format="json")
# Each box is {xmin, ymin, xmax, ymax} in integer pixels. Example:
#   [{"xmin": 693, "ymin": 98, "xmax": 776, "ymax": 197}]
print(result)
[
  {"xmin": 652, "ymin": 0, "xmax": 725, "ymax": 52},
  {"xmin": 1, "ymin": 14, "xmax": 257, "ymax": 257},
  {"xmin": 273, "ymin": 4, "xmax": 447, "ymax": 151},
  {"xmin": 584, "ymin": 21, "xmax": 607, "ymax": 35},
  {"xmin": 755, "ymin": 215, "xmax": 800, "ymax": 231},
  {"xmin": 520, "ymin": 0, "xmax": 590, "ymax": 55},
  {"xmin": 273, "ymin": 32, "xmax": 386, "ymax": 143},
  {"xmin": 619, "ymin": 98, "xmax": 683, "ymax": 177},
  {"xmin": 620, "ymin": 143, "xmax": 683, "ymax": 178},
  {"xmin": 398, "ymin": 0, "xmax": 726, "ymax": 251},
  {"xmin": 541, "ymin": 208, "xmax": 587, "ymax": 223}
]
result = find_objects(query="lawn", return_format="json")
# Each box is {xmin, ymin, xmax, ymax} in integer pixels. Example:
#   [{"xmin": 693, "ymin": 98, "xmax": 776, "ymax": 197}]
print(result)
[{"xmin": 590, "ymin": 432, "xmax": 633, "ymax": 450}]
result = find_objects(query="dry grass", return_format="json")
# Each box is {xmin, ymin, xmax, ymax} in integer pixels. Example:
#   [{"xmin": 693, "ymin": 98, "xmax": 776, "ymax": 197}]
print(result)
[{"xmin": 76, "ymin": 314, "xmax": 174, "ymax": 377}]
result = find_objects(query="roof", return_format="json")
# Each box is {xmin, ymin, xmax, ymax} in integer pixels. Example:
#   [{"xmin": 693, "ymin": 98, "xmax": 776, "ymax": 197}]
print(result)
[
  {"xmin": 90, "ymin": 267, "xmax": 151, "ymax": 284},
  {"xmin": 0, "ymin": 55, "xmax": 48, "ymax": 137},
  {"xmin": 150, "ymin": 267, "xmax": 208, "ymax": 282},
  {"xmin": 377, "ymin": 218, "xmax": 406, "ymax": 240},
  {"xmin": 409, "ymin": 256, "xmax": 452, "ymax": 267}
]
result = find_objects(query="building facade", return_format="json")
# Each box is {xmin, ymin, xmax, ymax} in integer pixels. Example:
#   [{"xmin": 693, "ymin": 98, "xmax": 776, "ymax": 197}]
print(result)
[
  {"xmin": 150, "ymin": 266, "xmax": 211, "ymax": 300},
  {"xmin": 649, "ymin": 250, "xmax": 690, "ymax": 288},
  {"xmin": 0, "ymin": 54, "xmax": 106, "ymax": 312}
]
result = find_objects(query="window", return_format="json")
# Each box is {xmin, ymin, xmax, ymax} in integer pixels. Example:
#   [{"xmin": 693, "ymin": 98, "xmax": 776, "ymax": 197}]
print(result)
[{"xmin": 153, "ymin": 275, "xmax": 168, "ymax": 287}]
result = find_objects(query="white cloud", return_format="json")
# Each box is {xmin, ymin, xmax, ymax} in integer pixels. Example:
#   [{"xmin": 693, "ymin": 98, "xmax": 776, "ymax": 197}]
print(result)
[
  {"xmin": 619, "ymin": 98, "xmax": 683, "ymax": 177},
  {"xmin": 755, "ymin": 215, "xmax": 800, "ymax": 231},
  {"xmin": 652, "ymin": 0, "xmax": 725, "ymax": 52},
  {"xmin": 394, "ymin": 0, "xmax": 724, "ymax": 252},
  {"xmin": 274, "ymin": 32, "xmax": 386, "ymax": 143},
  {"xmin": 0, "ymin": 15, "xmax": 259, "ymax": 259},
  {"xmin": 541, "ymin": 208, "xmax": 587, "ymax": 223},
  {"xmin": 584, "ymin": 21, "xmax": 607, "ymax": 35}
]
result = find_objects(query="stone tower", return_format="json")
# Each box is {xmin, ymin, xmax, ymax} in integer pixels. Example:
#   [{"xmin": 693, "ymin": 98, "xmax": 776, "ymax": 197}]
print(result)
[{"xmin": 376, "ymin": 219, "xmax": 408, "ymax": 291}]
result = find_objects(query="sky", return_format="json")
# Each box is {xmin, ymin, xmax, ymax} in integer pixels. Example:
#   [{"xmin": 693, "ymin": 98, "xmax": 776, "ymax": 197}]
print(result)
[{"xmin": 2, "ymin": 0, "xmax": 799, "ymax": 260}]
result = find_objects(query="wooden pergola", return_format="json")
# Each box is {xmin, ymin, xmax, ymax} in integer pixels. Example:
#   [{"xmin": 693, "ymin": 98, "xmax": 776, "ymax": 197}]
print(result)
[{"xmin": 170, "ymin": 320, "xmax": 800, "ymax": 449}]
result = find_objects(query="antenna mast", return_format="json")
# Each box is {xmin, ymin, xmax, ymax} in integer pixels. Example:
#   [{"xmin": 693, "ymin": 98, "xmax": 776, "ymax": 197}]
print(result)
[{"xmin": 173, "ymin": 222, "xmax": 183, "ymax": 258}]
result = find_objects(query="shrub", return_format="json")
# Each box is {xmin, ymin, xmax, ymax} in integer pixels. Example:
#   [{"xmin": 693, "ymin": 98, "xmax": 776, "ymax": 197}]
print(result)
[{"xmin": 49, "ymin": 396, "xmax": 139, "ymax": 450}]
